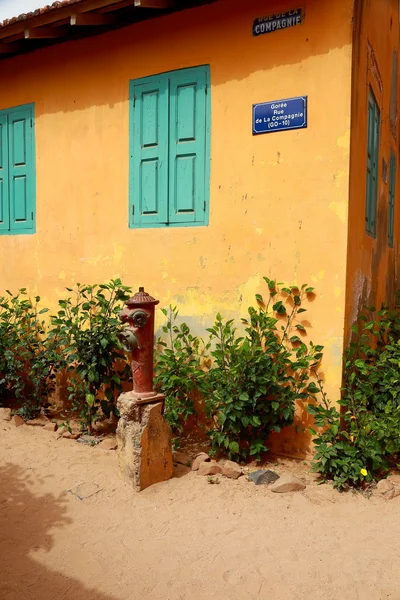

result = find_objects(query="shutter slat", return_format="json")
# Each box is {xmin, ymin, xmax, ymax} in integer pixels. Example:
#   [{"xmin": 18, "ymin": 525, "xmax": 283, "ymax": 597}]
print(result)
[
  {"xmin": 130, "ymin": 78, "xmax": 169, "ymax": 227},
  {"xmin": 366, "ymin": 90, "xmax": 380, "ymax": 236},
  {"xmin": 0, "ymin": 113, "xmax": 10, "ymax": 231},
  {"xmin": 388, "ymin": 150, "xmax": 396, "ymax": 247},
  {"xmin": 168, "ymin": 66, "xmax": 209, "ymax": 224}
]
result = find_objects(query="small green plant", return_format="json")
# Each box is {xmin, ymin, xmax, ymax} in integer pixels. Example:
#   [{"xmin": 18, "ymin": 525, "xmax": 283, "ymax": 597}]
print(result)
[
  {"xmin": 171, "ymin": 437, "xmax": 182, "ymax": 450},
  {"xmin": 0, "ymin": 290, "xmax": 62, "ymax": 416},
  {"xmin": 207, "ymin": 476, "xmax": 220, "ymax": 484},
  {"xmin": 59, "ymin": 416, "xmax": 72, "ymax": 434},
  {"xmin": 154, "ymin": 306, "xmax": 209, "ymax": 432},
  {"xmin": 205, "ymin": 278, "xmax": 323, "ymax": 460},
  {"xmin": 51, "ymin": 279, "xmax": 132, "ymax": 432},
  {"xmin": 308, "ymin": 306, "xmax": 400, "ymax": 490}
]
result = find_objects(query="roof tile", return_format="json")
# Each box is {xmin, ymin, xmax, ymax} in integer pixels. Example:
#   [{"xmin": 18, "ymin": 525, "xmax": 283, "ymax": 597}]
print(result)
[{"xmin": 0, "ymin": 0, "xmax": 85, "ymax": 28}]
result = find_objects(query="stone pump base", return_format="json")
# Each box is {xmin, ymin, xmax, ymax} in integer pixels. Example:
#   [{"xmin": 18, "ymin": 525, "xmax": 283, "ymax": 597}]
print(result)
[{"xmin": 116, "ymin": 392, "xmax": 173, "ymax": 492}]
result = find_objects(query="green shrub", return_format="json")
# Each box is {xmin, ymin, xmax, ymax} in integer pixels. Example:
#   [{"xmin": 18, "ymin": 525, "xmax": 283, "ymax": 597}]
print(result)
[
  {"xmin": 154, "ymin": 306, "xmax": 209, "ymax": 432},
  {"xmin": 308, "ymin": 306, "xmax": 400, "ymax": 490},
  {"xmin": 205, "ymin": 279, "xmax": 323, "ymax": 460},
  {"xmin": 155, "ymin": 278, "xmax": 325, "ymax": 460},
  {"xmin": 50, "ymin": 279, "xmax": 132, "ymax": 432},
  {"xmin": 0, "ymin": 290, "xmax": 62, "ymax": 418}
]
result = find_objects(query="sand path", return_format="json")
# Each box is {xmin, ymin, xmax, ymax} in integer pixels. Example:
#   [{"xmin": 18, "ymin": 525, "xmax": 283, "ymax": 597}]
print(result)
[{"xmin": 1, "ymin": 421, "xmax": 400, "ymax": 600}]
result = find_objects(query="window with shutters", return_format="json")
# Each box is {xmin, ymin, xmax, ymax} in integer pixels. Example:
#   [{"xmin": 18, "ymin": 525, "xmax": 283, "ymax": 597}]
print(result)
[
  {"xmin": 129, "ymin": 66, "xmax": 210, "ymax": 228},
  {"xmin": 0, "ymin": 103, "xmax": 35, "ymax": 235},
  {"xmin": 388, "ymin": 150, "xmax": 396, "ymax": 248},
  {"xmin": 366, "ymin": 88, "xmax": 380, "ymax": 237}
]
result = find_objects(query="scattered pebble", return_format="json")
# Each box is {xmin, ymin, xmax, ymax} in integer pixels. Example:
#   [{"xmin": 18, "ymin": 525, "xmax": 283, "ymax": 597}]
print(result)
[
  {"xmin": 248, "ymin": 470, "xmax": 280, "ymax": 485},
  {"xmin": 191, "ymin": 453, "xmax": 210, "ymax": 471},
  {"xmin": 198, "ymin": 461, "xmax": 221, "ymax": 476},
  {"xmin": 270, "ymin": 474, "xmax": 306, "ymax": 493},
  {"xmin": 376, "ymin": 478, "xmax": 400, "ymax": 500},
  {"xmin": 26, "ymin": 415, "xmax": 49, "ymax": 426},
  {"xmin": 99, "ymin": 438, "xmax": 118, "ymax": 451},
  {"xmin": 221, "ymin": 460, "xmax": 242, "ymax": 479},
  {"xmin": 77, "ymin": 435, "xmax": 100, "ymax": 446},
  {"xmin": 13, "ymin": 415, "xmax": 25, "ymax": 427},
  {"xmin": 43, "ymin": 422, "xmax": 58, "ymax": 432},
  {"xmin": 63, "ymin": 431, "xmax": 81, "ymax": 440}
]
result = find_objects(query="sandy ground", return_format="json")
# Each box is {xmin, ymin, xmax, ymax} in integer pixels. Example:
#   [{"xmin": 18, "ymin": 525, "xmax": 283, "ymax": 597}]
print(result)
[{"xmin": 1, "ymin": 422, "xmax": 400, "ymax": 600}]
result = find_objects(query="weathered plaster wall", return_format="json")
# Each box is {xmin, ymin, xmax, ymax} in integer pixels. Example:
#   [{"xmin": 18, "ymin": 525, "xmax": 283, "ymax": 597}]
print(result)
[
  {"xmin": 0, "ymin": 0, "xmax": 353, "ymax": 454},
  {"xmin": 345, "ymin": 0, "xmax": 400, "ymax": 341}
]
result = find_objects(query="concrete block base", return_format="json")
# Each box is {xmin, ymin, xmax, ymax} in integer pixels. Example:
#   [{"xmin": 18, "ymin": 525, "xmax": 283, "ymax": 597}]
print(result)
[{"xmin": 116, "ymin": 392, "xmax": 173, "ymax": 491}]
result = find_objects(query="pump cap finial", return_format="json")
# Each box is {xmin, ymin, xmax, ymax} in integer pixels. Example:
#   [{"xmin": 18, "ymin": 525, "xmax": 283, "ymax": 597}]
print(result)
[{"xmin": 124, "ymin": 287, "xmax": 159, "ymax": 308}]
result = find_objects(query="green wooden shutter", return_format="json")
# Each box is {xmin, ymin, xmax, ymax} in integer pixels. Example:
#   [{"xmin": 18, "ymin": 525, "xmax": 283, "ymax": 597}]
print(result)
[
  {"xmin": 130, "ymin": 77, "xmax": 169, "ymax": 227},
  {"xmin": 8, "ymin": 105, "xmax": 35, "ymax": 232},
  {"xmin": 366, "ymin": 90, "xmax": 380, "ymax": 237},
  {"xmin": 168, "ymin": 66, "xmax": 209, "ymax": 224},
  {"xmin": 388, "ymin": 150, "xmax": 396, "ymax": 248},
  {"xmin": 0, "ymin": 113, "xmax": 10, "ymax": 232}
]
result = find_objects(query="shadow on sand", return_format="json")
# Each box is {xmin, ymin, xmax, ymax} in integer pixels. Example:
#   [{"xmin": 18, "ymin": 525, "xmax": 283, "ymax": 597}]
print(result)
[{"xmin": 0, "ymin": 462, "xmax": 120, "ymax": 600}]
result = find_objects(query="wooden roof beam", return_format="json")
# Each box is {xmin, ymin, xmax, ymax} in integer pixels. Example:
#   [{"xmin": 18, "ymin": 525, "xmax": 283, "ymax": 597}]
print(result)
[
  {"xmin": 0, "ymin": 42, "xmax": 20, "ymax": 54},
  {"xmin": 25, "ymin": 26, "xmax": 68, "ymax": 39},
  {"xmin": 70, "ymin": 12, "xmax": 117, "ymax": 26},
  {"xmin": 0, "ymin": 0, "xmax": 180, "ymax": 44},
  {"xmin": 0, "ymin": 0, "xmax": 133, "ymax": 40},
  {"xmin": 133, "ymin": 0, "xmax": 175, "ymax": 8}
]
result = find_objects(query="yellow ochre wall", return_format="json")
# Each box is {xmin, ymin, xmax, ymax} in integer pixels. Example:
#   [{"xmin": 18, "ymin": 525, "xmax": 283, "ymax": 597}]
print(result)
[
  {"xmin": 0, "ymin": 0, "xmax": 353, "ymax": 455},
  {"xmin": 345, "ymin": 0, "xmax": 400, "ymax": 339}
]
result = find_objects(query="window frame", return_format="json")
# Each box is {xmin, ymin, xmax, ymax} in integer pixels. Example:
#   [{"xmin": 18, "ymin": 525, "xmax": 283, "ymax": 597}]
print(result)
[
  {"xmin": 365, "ymin": 87, "xmax": 380, "ymax": 238},
  {"xmin": 128, "ymin": 66, "xmax": 211, "ymax": 229},
  {"xmin": 388, "ymin": 149, "xmax": 396, "ymax": 248}
]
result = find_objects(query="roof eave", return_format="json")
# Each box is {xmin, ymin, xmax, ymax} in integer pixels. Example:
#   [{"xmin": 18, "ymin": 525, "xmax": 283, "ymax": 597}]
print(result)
[{"xmin": 0, "ymin": 0, "xmax": 215, "ymax": 59}]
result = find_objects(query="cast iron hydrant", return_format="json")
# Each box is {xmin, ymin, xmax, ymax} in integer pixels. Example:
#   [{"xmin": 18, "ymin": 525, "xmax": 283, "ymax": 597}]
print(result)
[
  {"xmin": 119, "ymin": 287, "xmax": 164, "ymax": 407},
  {"xmin": 116, "ymin": 287, "xmax": 172, "ymax": 491}
]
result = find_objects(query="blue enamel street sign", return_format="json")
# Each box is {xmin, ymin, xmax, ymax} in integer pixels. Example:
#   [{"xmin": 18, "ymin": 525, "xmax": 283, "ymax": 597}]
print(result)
[{"xmin": 252, "ymin": 96, "xmax": 307, "ymax": 135}]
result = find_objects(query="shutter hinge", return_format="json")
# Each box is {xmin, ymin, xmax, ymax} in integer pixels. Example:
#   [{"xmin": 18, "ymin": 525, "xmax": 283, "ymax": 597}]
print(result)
[
  {"xmin": 133, "ymin": 95, "xmax": 136, "ymax": 108},
  {"xmin": 31, "ymin": 211, "xmax": 34, "ymax": 220},
  {"xmin": 30, "ymin": 118, "xmax": 33, "ymax": 128},
  {"xmin": 205, "ymin": 83, "xmax": 208, "ymax": 95},
  {"xmin": 203, "ymin": 201, "xmax": 206, "ymax": 211},
  {"xmin": 132, "ymin": 205, "xmax": 135, "ymax": 216}
]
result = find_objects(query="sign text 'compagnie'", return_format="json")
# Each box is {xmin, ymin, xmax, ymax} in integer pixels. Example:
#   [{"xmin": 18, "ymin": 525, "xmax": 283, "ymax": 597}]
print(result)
[{"xmin": 252, "ymin": 9, "xmax": 303, "ymax": 36}]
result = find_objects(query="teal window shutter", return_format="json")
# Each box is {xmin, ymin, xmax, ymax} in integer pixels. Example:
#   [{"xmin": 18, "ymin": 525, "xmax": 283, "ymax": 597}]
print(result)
[
  {"xmin": 0, "ymin": 113, "xmax": 10, "ymax": 232},
  {"xmin": 129, "ymin": 66, "xmax": 210, "ymax": 228},
  {"xmin": 388, "ymin": 150, "xmax": 396, "ymax": 248},
  {"xmin": 168, "ymin": 66, "xmax": 209, "ymax": 224},
  {"xmin": 366, "ymin": 89, "xmax": 380, "ymax": 237},
  {"xmin": 130, "ymin": 77, "xmax": 169, "ymax": 227},
  {"xmin": 8, "ymin": 105, "xmax": 35, "ymax": 232},
  {"xmin": 0, "ymin": 103, "xmax": 35, "ymax": 235}
]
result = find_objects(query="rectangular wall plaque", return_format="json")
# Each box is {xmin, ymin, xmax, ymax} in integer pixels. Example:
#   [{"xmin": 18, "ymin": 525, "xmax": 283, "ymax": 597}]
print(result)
[
  {"xmin": 252, "ymin": 9, "xmax": 303, "ymax": 37},
  {"xmin": 253, "ymin": 96, "xmax": 307, "ymax": 135}
]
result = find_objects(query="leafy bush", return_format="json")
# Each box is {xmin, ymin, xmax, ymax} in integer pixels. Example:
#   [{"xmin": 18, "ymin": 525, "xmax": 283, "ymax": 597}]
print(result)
[
  {"xmin": 205, "ymin": 279, "xmax": 323, "ymax": 460},
  {"xmin": 0, "ymin": 290, "xmax": 62, "ymax": 418},
  {"xmin": 50, "ymin": 279, "xmax": 132, "ymax": 432},
  {"xmin": 154, "ymin": 306, "xmax": 209, "ymax": 432},
  {"xmin": 308, "ymin": 307, "xmax": 400, "ymax": 490},
  {"xmin": 155, "ymin": 278, "xmax": 325, "ymax": 460}
]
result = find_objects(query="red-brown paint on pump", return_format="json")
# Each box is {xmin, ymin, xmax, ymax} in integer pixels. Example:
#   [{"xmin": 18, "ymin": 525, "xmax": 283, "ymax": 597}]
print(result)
[{"xmin": 120, "ymin": 287, "xmax": 159, "ymax": 397}]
